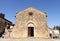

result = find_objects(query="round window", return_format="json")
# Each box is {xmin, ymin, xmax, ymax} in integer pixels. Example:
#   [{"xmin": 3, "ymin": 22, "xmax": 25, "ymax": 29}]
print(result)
[{"xmin": 29, "ymin": 12, "xmax": 33, "ymax": 16}]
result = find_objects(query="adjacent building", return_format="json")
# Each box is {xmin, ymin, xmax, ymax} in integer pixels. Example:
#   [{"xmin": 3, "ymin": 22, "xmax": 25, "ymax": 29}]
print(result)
[{"xmin": 0, "ymin": 13, "xmax": 13, "ymax": 37}]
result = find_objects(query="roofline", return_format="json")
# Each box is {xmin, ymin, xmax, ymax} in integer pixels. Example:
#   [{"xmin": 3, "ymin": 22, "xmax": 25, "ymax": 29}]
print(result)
[{"xmin": 16, "ymin": 6, "xmax": 46, "ymax": 14}]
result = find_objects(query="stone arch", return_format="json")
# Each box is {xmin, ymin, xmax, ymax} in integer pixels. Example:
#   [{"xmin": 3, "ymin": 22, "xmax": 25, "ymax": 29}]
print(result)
[
  {"xmin": 26, "ymin": 20, "xmax": 37, "ymax": 27},
  {"xmin": 27, "ymin": 22, "xmax": 34, "ymax": 27}
]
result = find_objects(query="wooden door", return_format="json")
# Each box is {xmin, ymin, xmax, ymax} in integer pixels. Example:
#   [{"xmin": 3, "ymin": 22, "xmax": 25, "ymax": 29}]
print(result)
[{"xmin": 28, "ymin": 27, "xmax": 34, "ymax": 37}]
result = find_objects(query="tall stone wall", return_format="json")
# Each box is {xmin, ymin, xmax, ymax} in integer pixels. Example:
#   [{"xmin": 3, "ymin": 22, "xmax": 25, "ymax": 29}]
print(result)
[{"xmin": 11, "ymin": 7, "xmax": 49, "ymax": 38}]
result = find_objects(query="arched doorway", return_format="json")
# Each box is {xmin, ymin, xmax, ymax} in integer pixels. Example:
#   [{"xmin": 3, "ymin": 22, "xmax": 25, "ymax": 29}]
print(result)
[{"xmin": 27, "ymin": 23, "xmax": 34, "ymax": 37}]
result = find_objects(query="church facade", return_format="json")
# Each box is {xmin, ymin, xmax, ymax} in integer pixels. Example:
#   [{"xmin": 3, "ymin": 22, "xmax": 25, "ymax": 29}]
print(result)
[{"xmin": 11, "ymin": 7, "xmax": 49, "ymax": 38}]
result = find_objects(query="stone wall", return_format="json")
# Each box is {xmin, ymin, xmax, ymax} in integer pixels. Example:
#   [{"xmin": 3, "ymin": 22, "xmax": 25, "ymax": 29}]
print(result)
[{"xmin": 11, "ymin": 7, "xmax": 49, "ymax": 38}]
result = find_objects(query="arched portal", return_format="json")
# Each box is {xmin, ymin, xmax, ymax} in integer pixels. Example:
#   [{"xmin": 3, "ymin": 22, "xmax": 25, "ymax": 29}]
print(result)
[{"xmin": 27, "ymin": 23, "xmax": 34, "ymax": 37}]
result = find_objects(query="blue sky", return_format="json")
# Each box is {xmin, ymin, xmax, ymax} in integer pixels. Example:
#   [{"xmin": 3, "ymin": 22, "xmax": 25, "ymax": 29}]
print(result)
[{"xmin": 0, "ymin": 0, "xmax": 60, "ymax": 28}]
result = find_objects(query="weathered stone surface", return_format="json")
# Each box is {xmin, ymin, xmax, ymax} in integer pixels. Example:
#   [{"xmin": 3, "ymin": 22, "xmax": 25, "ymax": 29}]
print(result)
[
  {"xmin": 0, "ymin": 38, "xmax": 60, "ymax": 41},
  {"xmin": 11, "ymin": 7, "xmax": 49, "ymax": 38}
]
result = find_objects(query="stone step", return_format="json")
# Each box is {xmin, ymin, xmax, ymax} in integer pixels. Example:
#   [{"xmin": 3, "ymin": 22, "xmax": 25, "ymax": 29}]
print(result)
[{"xmin": 0, "ymin": 38, "xmax": 60, "ymax": 41}]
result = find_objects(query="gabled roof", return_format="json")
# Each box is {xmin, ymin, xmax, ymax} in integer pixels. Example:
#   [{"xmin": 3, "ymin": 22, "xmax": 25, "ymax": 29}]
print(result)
[{"xmin": 16, "ymin": 6, "xmax": 46, "ymax": 14}]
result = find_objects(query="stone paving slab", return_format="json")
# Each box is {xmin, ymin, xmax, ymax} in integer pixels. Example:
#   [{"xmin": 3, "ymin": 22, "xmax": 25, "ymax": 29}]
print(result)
[{"xmin": 0, "ymin": 38, "xmax": 60, "ymax": 41}]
